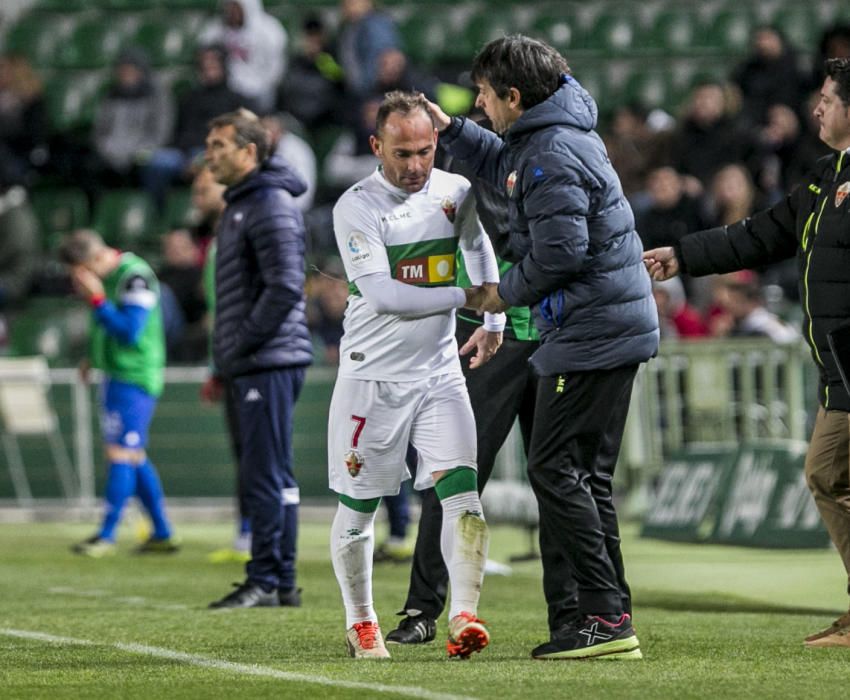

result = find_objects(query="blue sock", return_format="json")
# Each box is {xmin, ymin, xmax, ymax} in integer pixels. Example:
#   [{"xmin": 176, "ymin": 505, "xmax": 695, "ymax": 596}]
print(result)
[
  {"xmin": 135, "ymin": 459, "xmax": 172, "ymax": 540},
  {"xmin": 98, "ymin": 462, "xmax": 136, "ymax": 542},
  {"xmin": 239, "ymin": 516, "xmax": 252, "ymax": 536}
]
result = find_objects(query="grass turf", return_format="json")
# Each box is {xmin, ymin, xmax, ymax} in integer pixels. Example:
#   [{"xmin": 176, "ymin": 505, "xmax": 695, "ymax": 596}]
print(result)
[{"xmin": 1, "ymin": 518, "xmax": 848, "ymax": 699}]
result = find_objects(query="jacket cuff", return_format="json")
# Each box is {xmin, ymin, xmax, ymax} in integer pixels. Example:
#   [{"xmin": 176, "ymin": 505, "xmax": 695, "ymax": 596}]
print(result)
[
  {"xmin": 441, "ymin": 116, "xmax": 465, "ymax": 140},
  {"xmin": 672, "ymin": 240, "xmax": 689, "ymax": 275}
]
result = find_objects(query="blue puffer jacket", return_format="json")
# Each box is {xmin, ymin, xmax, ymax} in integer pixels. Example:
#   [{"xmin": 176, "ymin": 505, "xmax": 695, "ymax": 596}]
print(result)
[
  {"xmin": 213, "ymin": 157, "xmax": 313, "ymax": 378},
  {"xmin": 441, "ymin": 75, "xmax": 659, "ymax": 375}
]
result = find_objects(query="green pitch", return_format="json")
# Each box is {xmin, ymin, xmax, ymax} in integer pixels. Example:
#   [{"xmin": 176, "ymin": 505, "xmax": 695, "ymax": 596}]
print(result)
[{"xmin": 1, "ymin": 518, "xmax": 848, "ymax": 699}]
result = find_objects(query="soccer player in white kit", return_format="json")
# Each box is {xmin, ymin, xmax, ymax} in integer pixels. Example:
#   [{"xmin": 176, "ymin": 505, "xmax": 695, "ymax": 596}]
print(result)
[{"xmin": 329, "ymin": 91, "xmax": 504, "ymax": 660}]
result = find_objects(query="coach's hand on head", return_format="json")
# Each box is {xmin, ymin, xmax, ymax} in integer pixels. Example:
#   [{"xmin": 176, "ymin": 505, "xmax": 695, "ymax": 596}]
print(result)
[{"xmin": 422, "ymin": 95, "xmax": 452, "ymax": 132}]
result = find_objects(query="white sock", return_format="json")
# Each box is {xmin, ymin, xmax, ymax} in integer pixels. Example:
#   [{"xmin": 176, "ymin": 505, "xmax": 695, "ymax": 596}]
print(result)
[
  {"xmin": 440, "ymin": 491, "xmax": 489, "ymax": 619},
  {"xmin": 330, "ymin": 502, "xmax": 378, "ymax": 629}
]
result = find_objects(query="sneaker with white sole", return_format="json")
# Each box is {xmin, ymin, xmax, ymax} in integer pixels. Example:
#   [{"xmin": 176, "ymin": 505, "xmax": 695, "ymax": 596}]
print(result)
[
  {"xmin": 531, "ymin": 613, "xmax": 642, "ymax": 660},
  {"xmin": 446, "ymin": 612, "xmax": 489, "ymax": 659},
  {"xmin": 346, "ymin": 621, "xmax": 390, "ymax": 659}
]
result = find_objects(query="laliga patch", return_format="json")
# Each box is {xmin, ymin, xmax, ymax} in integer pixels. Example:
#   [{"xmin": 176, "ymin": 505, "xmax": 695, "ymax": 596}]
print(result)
[
  {"xmin": 346, "ymin": 231, "xmax": 372, "ymax": 266},
  {"xmin": 506, "ymin": 170, "xmax": 518, "ymax": 197},
  {"xmin": 344, "ymin": 450, "xmax": 364, "ymax": 477},
  {"xmin": 441, "ymin": 196, "xmax": 457, "ymax": 222},
  {"xmin": 836, "ymin": 181, "xmax": 850, "ymax": 208}
]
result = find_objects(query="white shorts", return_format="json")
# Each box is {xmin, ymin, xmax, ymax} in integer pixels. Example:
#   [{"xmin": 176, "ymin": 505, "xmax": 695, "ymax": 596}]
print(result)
[{"xmin": 327, "ymin": 372, "xmax": 477, "ymax": 499}]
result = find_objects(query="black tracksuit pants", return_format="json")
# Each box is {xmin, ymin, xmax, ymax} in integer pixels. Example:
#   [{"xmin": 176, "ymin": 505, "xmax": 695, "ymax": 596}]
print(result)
[{"xmin": 528, "ymin": 365, "xmax": 638, "ymax": 618}]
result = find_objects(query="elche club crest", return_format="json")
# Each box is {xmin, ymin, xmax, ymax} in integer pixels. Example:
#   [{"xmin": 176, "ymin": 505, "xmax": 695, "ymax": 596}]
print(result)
[
  {"xmin": 344, "ymin": 450, "xmax": 364, "ymax": 477},
  {"xmin": 506, "ymin": 170, "xmax": 518, "ymax": 197},
  {"xmin": 836, "ymin": 181, "xmax": 850, "ymax": 208},
  {"xmin": 441, "ymin": 197, "xmax": 457, "ymax": 222}
]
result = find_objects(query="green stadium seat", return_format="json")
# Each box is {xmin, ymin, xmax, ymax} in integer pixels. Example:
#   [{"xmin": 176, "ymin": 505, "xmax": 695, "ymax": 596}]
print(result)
[
  {"xmin": 465, "ymin": 8, "xmax": 531, "ymax": 57},
  {"xmin": 530, "ymin": 8, "xmax": 581, "ymax": 55},
  {"xmin": 583, "ymin": 9, "xmax": 643, "ymax": 53},
  {"xmin": 53, "ymin": 18, "xmax": 134, "ymax": 69},
  {"xmin": 160, "ymin": 0, "xmax": 218, "ymax": 8},
  {"xmin": 644, "ymin": 8, "xmax": 701, "ymax": 53},
  {"xmin": 44, "ymin": 70, "xmax": 109, "ymax": 133},
  {"xmin": 31, "ymin": 0, "xmax": 89, "ymax": 10},
  {"xmin": 771, "ymin": 6, "xmax": 819, "ymax": 51},
  {"xmin": 7, "ymin": 297, "xmax": 89, "ymax": 366},
  {"xmin": 92, "ymin": 189, "xmax": 159, "ymax": 253},
  {"xmin": 399, "ymin": 6, "xmax": 477, "ymax": 66},
  {"xmin": 97, "ymin": 0, "xmax": 162, "ymax": 8},
  {"xmin": 163, "ymin": 188, "xmax": 194, "ymax": 229},
  {"xmin": 2, "ymin": 12, "xmax": 77, "ymax": 68},
  {"xmin": 29, "ymin": 187, "xmax": 90, "ymax": 250},
  {"xmin": 705, "ymin": 9, "xmax": 756, "ymax": 53},
  {"xmin": 132, "ymin": 19, "xmax": 195, "ymax": 67}
]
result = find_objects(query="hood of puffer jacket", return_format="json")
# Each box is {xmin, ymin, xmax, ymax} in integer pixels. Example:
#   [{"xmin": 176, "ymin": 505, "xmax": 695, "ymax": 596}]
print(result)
[{"xmin": 505, "ymin": 74, "xmax": 597, "ymax": 144}]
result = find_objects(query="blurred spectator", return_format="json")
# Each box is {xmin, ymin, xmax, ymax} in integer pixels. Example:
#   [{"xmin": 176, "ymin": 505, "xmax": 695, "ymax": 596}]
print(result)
[
  {"xmin": 812, "ymin": 24, "xmax": 850, "ymax": 87},
  {"xmin": 141, "ymin": 44, "xmax": 250, "ymax": 211},
  {"xmin": 374, "ymin": 48, "xmax": 438, "ymax": 98},
  {"xmin": 322, "ymin": 96, "xmax": 380, "ymax": 192},
  {"xmin": 652, "ymin": 277, "xmax": 708, "ymax": 339},
  {"xmin": 665, "ymin": 79, "xmax": 752, "ymax": 187},
  {"xmin": 199, "ymin": 0, "xmax": 287, "ymax": 114},
  {"xmin": 0, "ymin": 183, "xmax": 40, "ymax": 311},
  {"xmin": 731, "ymin": 26, "xmax": 809, "ymax": 128},
  {"xmin": 278, "ymin": 14, "xmax": 344, "ymax": 131},
  {"xmin": 262, "ymin": 113, "xmax": 317, "ymax": 212},
  {"xmin": 637, "ymin": 167, "xmax": 708, "ymax": 250},
  {"xmin": 306, "ymin": 260, "xmax": 347, "ymax": 365},
  {"xmin": 337, "ymin": 0, "xmax": 402, "ymax": 100},
  {"xmin": 601, "ymin": 102, "xmax": 659, "ymax": 212},
  {"xmin": 188, "ymin": 161, "xmax": 227, "ymax": 260},
  {"xmin": 0, "ymin": 182, "xmax": 41, "ymax": 350},
  {"xmin": 776, "ymin": 90, "xmax": 832, "ymax": 192},
  {"xmin": 0, "ymin": 53, "xmax": 48, "ymax": 187},
  {"xmin": 715, "ymin": 271, "xmax": 800, "ymax": 344},
  {"xmin": 92, "ymin": 48, "xmax": 174, "ymax": 186},
  {"xmin": 158, "ymin": 229, "xmax": 207, "ymax": 362},
  {"xmin": 704, "ymin": 163, "xmax": 760, "ymax": 227}
]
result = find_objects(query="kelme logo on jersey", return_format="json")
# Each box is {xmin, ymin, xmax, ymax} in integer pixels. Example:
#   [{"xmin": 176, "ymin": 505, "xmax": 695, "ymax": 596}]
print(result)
[
  {"xmin": 396, "ymin": 255, "xmax": 455, "ymax": 284},
  {"xmin": 836, "ymin": 181, "xmax": 850, "ymax": 208},
  {"xmin": 344, "ymin": 450, "xmax": 364, "ymax": 477},
  {"xmin": 347, "ymin": 231, "xmax": 372, "ymax": 266},
  {"xmin": 441, "ymin": 197, "xmax": 457, "ymax": 222}
]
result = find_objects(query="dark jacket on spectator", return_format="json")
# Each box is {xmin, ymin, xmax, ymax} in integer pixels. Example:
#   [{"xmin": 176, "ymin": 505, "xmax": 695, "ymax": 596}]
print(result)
[
  {"xmin": 213, "ymin": 156, "xmax": 312, "ymax": 377},
  {"xmin": 674, "ymin": 151, "xmax": 850, "ymax": 410},
  {"xmin": 440, "ymin": 75, "xmax": 659, "ymax": 375},
  {"xmin": 173, "ymin": 82, "xmax": 249, "ymax": 154}
]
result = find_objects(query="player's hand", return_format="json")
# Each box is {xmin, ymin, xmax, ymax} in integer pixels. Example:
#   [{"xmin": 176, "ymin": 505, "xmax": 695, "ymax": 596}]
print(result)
[
  {"xmin": 642, "ymin": 247, "xmax": 680, "ymax": 281},
  {"xmin": 70, "ymin": 265, "xmax": 105, "ymax": 301},
  {"xmin": 459, "ymin": 326, "xmax": 502, "ymax": 369},
  {"xmin": 422, "ymin": 96, "xmax": 452, "ymax": 132},
  {"xmin": 200, "ymin": 375, "xmax": 224, "ymax": 403},
  {"xmin": 478, "ymin": 282, "xmax": 508, "ymax": 314},
  {"xmin": 78, "ymin": 358, "xmax": 91, "ymax": 384}
]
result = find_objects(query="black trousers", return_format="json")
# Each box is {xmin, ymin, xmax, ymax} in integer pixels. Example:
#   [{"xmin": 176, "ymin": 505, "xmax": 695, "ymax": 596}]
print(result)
[
  {"xmin": 401, "ymin": 325, "xmax": 573, "ymax": 629},
  {"xmin": 528, "ymin": 365, "xmax": 638, "ymax": 618}
]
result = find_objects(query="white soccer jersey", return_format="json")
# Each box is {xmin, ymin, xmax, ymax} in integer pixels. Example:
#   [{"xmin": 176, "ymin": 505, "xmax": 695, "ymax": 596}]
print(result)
[{"xmin": 333, "ymin": 168, "xmax": 479, "ymax": 381}]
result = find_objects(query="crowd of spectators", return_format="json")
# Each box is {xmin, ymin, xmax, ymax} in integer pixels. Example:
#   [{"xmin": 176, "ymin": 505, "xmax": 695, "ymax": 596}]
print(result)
[{"xmin": 1, "ymin": 1, "xmax": 849, "ymax": 364}]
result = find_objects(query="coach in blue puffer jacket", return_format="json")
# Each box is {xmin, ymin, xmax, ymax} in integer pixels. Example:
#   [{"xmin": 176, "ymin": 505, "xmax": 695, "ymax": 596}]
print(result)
[
  {"xmin": 430, "ymin": 36, "xmax": 658, "ymax": 660},
  {"xmin": 206, "ymin": 109, "xmax": 312, "ymax": 610}
]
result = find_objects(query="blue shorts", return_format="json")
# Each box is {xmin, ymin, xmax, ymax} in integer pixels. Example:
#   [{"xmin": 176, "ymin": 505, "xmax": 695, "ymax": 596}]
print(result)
[{"xmin": 99, "ymin": 379, "xmax": 157, "ymax": 449}]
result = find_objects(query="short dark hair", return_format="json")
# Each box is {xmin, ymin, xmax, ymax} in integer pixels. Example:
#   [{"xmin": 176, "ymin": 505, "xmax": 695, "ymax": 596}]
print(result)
[
  {"xmin": 470, "ymin": 34, "xmax": 570, "ymax": 110},
  {"xmin": 208, "ymin": 108, "xmax": 270, "ymax": 163},
  {"xmin": 825, "ymin": 57, "xmax": 850, "ymax": 106},
  {"xmin": 375, "ymin": 90, "xmax": 435, "ymax": 135},
  {"xmin": 57, "ymin": 229, "xmax": 104, "ymax": 266}
]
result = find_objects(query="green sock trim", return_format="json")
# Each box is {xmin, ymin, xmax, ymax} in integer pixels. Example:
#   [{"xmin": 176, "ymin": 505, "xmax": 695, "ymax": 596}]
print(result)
[
  {"xmin": 338, "ymin": 494, "xmax": 381, "ymax": 513},
  {"xmin": 434, "ymin": 467, "xmax": 478, "ymax": 500}
]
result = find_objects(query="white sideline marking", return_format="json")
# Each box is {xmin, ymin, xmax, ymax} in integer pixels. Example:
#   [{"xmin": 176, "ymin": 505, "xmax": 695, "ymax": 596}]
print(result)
[
  {"xmin": 1, "ymin": 628, "xmax": 478, "ymax": 700},
  {"xmin": 48, "ymin": 587, "xmax": 189, "ymax": 611}
]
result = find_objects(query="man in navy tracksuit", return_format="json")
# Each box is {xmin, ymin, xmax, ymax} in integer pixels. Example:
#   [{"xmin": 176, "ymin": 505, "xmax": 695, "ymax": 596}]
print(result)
[
  {"xmin": 427, "ymin": 36, "xmax": 659, "ymax": 659},
  {"xmin": 205, "ymin": 109, "xmax": 313, "ymax": 608}
]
